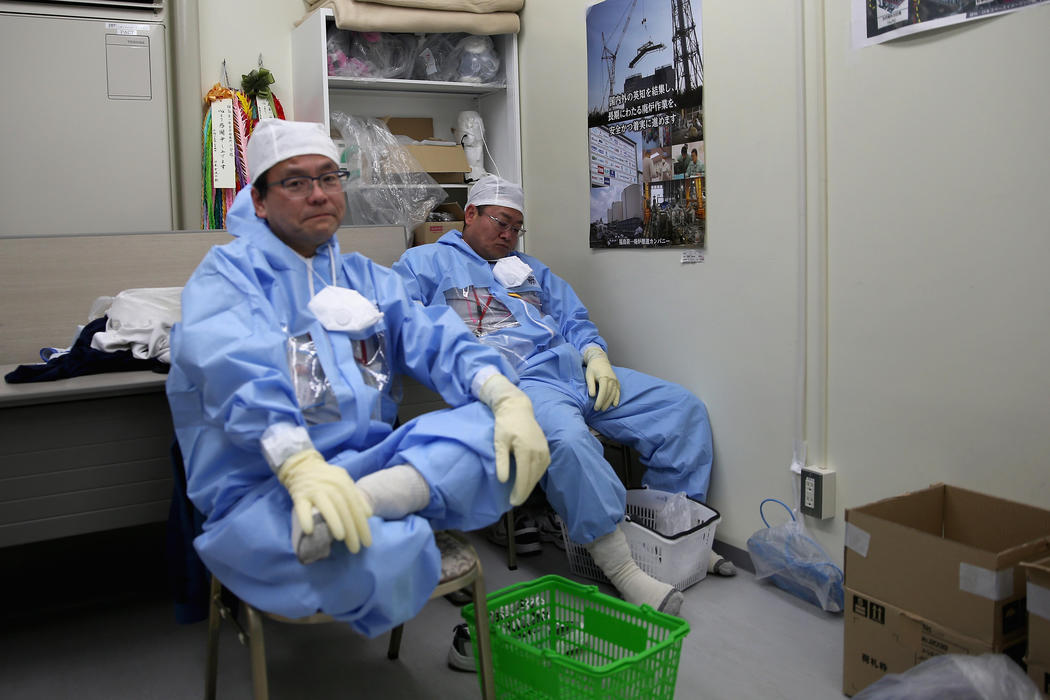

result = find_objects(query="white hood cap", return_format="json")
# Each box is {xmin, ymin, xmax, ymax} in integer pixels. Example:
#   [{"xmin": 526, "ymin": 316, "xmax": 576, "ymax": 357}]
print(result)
[
  {"xmin": 246, "ymin": 119, "xmax": 340, "ymax": 185},
  {"xmin": 466, "ymin": 174, "xmax": 524, "ymax": 214}
]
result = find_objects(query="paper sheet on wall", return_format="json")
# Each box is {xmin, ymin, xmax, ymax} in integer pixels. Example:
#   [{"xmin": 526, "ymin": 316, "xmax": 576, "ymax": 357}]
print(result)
[{"xmin": 852, "ymin": 0, "xmax": 1050, "ymax": 48}]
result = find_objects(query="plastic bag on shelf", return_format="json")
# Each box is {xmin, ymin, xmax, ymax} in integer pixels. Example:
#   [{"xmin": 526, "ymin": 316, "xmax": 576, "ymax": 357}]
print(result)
[
  {"xmin": 451, "ymin": 35, "xmax": 501, "ymax": 84},
  {"xmin": 746, "ymin": 498, "xmax": 844, "ymax": 613},
  {"xmin": 330, "ymin": 112, "xmax": 446, "ymax": 247},
  {"xmin": 328, "ymin": 27, "xmax": 416, "ymax": 79},
  {"xmin": 852, "ymin": 653, "xmax": 1041, "ymax": 700},
  {"xmin": 347, "ymin": 32, "xmax": 417, "ymax": 79},
  {"xmin": 326, "ymin": 26, "xmax": 353, "ymax": 76},
  {"xmin": 411, "ymin": 33, "xmax": 468, "ymax": 81}
]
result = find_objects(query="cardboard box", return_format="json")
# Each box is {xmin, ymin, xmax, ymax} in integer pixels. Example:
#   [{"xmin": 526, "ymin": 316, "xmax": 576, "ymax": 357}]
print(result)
[
  {"xmin": 843, "ymin": 586, "xmax": 1026, "ymax": 696},
  {"xmin": 384, "ymin": 117, "xmax": 470, "ymax": 184},
  {"xmin": 402, "ymin": 144, "xmax": 470, "ymax": 184},
  {"xmin": 1025, "ymin": 557, "xmax": 1050, "ymax": 696},
  {"xmin": 413, "ymin": 202, "xmax": 464, "ymax": 246},
  {"xmin": 844, "ymin": 483, "xmax": 1050, "ymax": 646},
  {"xmin": 843, "ymin": 587, "xmax": 1026, "ymax": 695}
]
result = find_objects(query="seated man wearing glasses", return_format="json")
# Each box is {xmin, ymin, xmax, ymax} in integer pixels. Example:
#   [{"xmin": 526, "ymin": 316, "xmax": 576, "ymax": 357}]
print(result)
[
  {"xmin": 395, "ymin": 176, "xmax": 732, "ymax": 626},
  {"xmin": 167, "ymin": 120, "xmax": 550, "ymax": 638}
]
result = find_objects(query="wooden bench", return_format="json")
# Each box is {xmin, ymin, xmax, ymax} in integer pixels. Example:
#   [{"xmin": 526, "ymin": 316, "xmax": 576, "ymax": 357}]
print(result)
[{"xmin": 0, "ymin": 226, "xmax": 414, "ymax": 548}]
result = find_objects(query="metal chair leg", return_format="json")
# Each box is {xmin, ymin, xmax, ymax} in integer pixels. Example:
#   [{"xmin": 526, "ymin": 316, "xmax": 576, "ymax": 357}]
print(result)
[
  {"xmin": 387, "ymin": 623, "xmax": 405, "ymax": 660},
  {"xmin": 621, "ymin": 443, "xmax": 635, "ymax": 487},
  {"xmin": 505, "ymin": 508, "xmax": 517, "ymax": 570},
  {"xmin": 205, "ymin": 576, "xmax": 222, "ymax": 700},
  {"xmin": 244, "ymin": 603, "xmax": 269, "ymax": 700},
  {"xmin": 471, "ymin": 561, "xmax": 495, "ymax": 700}
]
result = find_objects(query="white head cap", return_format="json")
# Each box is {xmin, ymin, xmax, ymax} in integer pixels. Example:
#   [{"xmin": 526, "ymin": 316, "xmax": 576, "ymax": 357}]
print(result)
[
  {"xmin": 466, "ymin": 174, "xmax": 524, "ymax": 214},
  {"xmin": 246, "ymin": 119, "xmax": 340, "ymax": 185}
]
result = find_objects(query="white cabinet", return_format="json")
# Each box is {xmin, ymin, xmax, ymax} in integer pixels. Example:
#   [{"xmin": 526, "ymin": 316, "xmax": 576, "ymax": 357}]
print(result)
[{"xmin": 291, "ymin": 8, "xmax": 521, "ymax": 193}]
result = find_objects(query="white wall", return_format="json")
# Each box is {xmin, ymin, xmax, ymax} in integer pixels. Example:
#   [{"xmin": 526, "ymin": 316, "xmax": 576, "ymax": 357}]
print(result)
[
  {"xmin": 197, "ymin": 1, "xmax": 303, "ymax": 107},
  {"xmin": 823, "ymin": 4, "xmax": 1050, "ymax": 522},
  {"xmin": 518, "ymin": 0, "xmax": 1050, "ymax": 561}
]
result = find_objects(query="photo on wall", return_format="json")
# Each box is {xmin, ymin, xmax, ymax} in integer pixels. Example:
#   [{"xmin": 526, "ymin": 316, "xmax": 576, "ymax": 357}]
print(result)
[
  {"xmin": 852, "ymin": 0, "xmax": 1050, "ymax": 47},
  {"xmin": 587, "ymin": 0, "xmax": 704, "ymax": 249}
]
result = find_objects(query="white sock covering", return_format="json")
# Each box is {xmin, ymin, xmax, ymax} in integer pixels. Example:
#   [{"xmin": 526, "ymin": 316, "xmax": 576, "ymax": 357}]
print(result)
[
  {"xmin": 585, "ymin": 525, "xmax": 683, "ymax": 615},
  {"xmin": 356, "ymin": 464, "xmax": 431, "ymax": 519}
]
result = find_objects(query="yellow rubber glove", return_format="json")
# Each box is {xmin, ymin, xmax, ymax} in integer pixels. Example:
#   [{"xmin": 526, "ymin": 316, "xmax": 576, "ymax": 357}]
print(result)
[
  {"xmin": 583, "ymin": 346, "xmax": 621, "ymax": 411},
  {"xmin": 477, "ymin": 374, "xmax": 551, "ymax": 506},
  {"xmin": 277, "ymin": 449, "xmax": 373, "ymax": 554}
]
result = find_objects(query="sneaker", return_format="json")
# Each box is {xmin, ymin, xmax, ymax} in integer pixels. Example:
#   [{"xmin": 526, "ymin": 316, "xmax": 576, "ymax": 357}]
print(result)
[
  {"xmin": 486, "ymin": 513, "xmax": 542, "ymax": 554},
  {"xmin": 447, "ymin": 622, "xmax": 475, "ymax": 672},
  {"xmin": 535, "ymin": 509, "xmax": 566, "ymax": 550}
]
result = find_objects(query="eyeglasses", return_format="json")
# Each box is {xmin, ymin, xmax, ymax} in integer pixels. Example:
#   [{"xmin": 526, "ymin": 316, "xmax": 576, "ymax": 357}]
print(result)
[
  {"xmin": 268, "ymin": 170, "xmax": 350, "ymax": 198},
  {"xmin": 487, "ymin": 215, "xmax": 526, "ymax": 236}
]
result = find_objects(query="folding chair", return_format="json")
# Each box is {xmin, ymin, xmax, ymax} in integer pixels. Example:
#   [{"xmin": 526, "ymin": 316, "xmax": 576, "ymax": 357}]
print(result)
[
  {"xmin": 205, "ymin": 530, "xmax": 494, "ymax": 699},
  {"xmin": 503, "ymin": 428, "xmax": 636, "ymax": 570}
]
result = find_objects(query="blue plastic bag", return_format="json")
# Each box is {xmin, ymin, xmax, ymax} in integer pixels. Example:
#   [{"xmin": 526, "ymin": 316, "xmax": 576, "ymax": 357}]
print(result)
[{"xmin": 746, "ymin": 498, "xmax": 844, "ymax": 612}]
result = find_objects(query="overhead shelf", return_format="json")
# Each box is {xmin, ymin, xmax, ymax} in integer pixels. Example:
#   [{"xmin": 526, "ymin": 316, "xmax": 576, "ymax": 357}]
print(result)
[{"xmin": 327, "ymin": 76, "xmax": 507, "ymax": 97}]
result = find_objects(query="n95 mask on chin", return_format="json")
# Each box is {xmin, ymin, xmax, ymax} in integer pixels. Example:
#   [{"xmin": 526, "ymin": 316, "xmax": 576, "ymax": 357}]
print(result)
[
  {"xmin": 308, "ymin": 286, "xmax": 383, "ymax": 332},
  {"xmin": 492, "ymin": 256, "xmax": 532, "ymax": 288}
]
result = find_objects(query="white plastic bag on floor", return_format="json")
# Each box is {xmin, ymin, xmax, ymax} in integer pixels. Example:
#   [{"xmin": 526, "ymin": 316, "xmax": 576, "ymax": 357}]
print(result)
[{"xmin": 853, "ymin": 654, "xmax": 1040, "ymax": 700}]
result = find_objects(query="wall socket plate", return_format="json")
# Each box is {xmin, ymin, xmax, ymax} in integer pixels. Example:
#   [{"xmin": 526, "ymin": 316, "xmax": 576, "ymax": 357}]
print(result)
[{"xmin": 800, "ymin": 467, "xmax": 836, "ymax": 519}]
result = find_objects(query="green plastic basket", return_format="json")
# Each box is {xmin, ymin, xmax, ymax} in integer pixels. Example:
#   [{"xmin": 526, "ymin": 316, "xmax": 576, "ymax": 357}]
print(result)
[{"xmin": 462, "ymin": 574, "xmax": 690, "ymax": 699}]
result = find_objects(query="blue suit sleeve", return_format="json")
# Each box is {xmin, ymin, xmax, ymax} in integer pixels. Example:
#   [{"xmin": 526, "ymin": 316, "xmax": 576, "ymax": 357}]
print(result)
[
  {"xmin": 172, "ymin": 260, "xmax": 305, "ymax": 454},
  {"xmin": 532, "ymin": 263, "xmax": 608, "ymax": 354},
  {"xmin": 390, "ymin": 256, "xmax": 432, "ymax": 304},
  {"xmin": 366, "ymin": 260, "xmax": 516, "ymax": 405}
]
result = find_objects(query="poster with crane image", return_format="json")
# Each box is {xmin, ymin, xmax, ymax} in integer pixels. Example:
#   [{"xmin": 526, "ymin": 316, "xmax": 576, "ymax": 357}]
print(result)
[{"xmin": 587, "ymin": 0, "xmax": 705, "ymax": 250}]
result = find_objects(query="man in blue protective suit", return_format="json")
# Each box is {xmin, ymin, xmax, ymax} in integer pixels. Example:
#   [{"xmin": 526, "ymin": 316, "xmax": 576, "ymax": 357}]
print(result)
[
  {"xmin": 395, "ymin": 175, "xmax": 734, "ymax": 621},
  {"xmin": 166, "ymin": 120, "xmax": 549, "ymax": 639}
]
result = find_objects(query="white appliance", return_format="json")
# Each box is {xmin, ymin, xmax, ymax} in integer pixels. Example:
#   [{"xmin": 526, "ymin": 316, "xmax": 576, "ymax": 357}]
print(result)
[{"xmin": 0, "ymin": 1, "xmax": 172, "ymax": 235}]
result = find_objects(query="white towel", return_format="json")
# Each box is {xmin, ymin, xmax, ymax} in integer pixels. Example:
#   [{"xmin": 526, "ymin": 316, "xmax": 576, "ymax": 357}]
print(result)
[{"xmin": 90, "ymin": 287, "xmax": 182, "ymax": 364}]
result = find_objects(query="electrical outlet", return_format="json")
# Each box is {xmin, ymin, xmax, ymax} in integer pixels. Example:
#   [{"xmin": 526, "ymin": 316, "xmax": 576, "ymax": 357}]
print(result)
[{"xmin": 800, "ymin": 467, "xmax": 836, "ymax": 519}]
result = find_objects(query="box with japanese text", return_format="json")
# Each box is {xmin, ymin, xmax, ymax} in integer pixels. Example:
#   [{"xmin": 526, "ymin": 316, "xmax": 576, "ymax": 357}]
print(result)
[{"xmin": 842, "ymin": 587, "xmax": 1025, "ymax": 696}]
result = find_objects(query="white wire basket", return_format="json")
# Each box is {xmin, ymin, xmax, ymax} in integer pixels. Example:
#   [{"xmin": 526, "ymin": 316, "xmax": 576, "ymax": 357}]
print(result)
[{"xmin": 561, "ymin": 488, "xmax": 721, "ymax": 591}]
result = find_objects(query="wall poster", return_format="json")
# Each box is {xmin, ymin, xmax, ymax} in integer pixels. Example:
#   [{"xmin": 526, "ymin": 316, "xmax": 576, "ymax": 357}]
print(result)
[
  {"xmin": 587, "ymin": 0, "xmax": 705, "ymax": 249},
  {"xmin": 853, "ymin": 0, "xmax": 1050, "ymax": 48}
]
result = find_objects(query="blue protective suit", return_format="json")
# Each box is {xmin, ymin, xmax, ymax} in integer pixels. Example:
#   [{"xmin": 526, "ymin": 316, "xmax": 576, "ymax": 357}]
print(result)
[
  {"xmin": 166, "ymin": 188, "xmax": 516, "ymax": 638},
  {"xmin": 393, "ymin": 230, "xmax": 713, "ymax": 544}
]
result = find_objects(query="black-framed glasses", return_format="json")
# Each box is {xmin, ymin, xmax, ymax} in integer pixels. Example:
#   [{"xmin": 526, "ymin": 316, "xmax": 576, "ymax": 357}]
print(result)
[
  {"xmin": 487, "ymin": 214, "xmax": 526, "ymax": 236},
  {"xmin": 269, "ymin": 169, "xmax": 350, "ymax": 198}
]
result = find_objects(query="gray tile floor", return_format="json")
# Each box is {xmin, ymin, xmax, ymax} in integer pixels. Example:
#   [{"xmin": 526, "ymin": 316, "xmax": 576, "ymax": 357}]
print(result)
[{"xmin": 0, "ymin": 524, "xmax": 846, "ymax": 699}]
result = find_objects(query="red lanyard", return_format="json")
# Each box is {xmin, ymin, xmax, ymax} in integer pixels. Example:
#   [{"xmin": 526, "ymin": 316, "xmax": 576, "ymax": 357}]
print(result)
[{"xmin": 471, "ymin": 287, "xmax": 494, "ymax": 333}]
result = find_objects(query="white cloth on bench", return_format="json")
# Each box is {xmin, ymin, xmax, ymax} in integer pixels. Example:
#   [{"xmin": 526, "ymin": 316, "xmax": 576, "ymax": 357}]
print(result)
[{"xmin": 90, "ymin": 287, "xmax": 182, "ymax": 364}]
